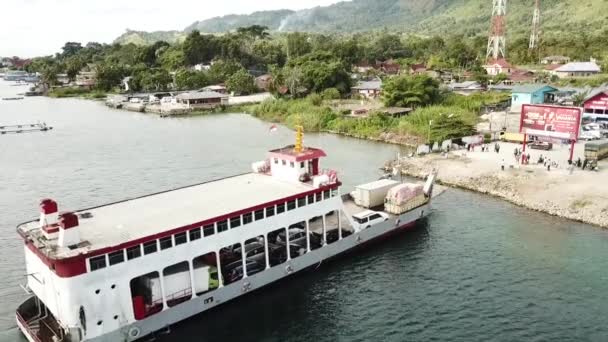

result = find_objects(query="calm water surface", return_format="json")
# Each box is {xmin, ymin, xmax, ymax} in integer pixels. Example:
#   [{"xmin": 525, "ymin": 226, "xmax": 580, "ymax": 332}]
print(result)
[{"xmin": 1, "ymin": 81, "xmax": 608, "ymax": 342}]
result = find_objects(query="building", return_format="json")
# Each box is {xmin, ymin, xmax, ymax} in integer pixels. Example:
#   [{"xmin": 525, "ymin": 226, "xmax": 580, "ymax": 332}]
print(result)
[
  {"xmin": 553, "ymin": 62, "xmax": 601, "ymax": 78},
  {"xmin": 255, "ymin": 74, "xmax": 272, "ymax": 91},
  {"xmin": 353, "ymin": 62, "xmax": 374, "ymax": 74},
  {"xmin": 409, "ymin": 63, "xmax": 427, "ymax": 75},
  {"xmin": 376, "ymin": 60, "xmax": 401, "ymax": 75},
  {"xmin": 201, "ymin": 85, "xmax": 227, "ymax": 94},
  {"xmin": 448, "ymin": 81, "xmax": 484, "ymax": 96},
  {"xmin": 351, "ymin": 79, "xmax": 382, "ymax": 99},
  {"xmin": 505, "ymin": 69, "xmax": 535, "ymax": 84},
  {"xmin": 175, "ymin": 91, "xmax": 228, "ymax": 109},
  {"xmin": 483, "ymin": 58, "xmax": 512, "ymax": 76},
  {"xmin": 510, "ymin": 84, "xmax": 558, "ymax": 112},
  {"xmin": 541, "ymin": 56, "xmax": 570, "ymax": 65},
  {"xmin": 583, "ymin": 87, "xmax": 608, "ymax": 120},
  {"xmin": 75, "ymin": 71, "xmax": 97, "ymax": 88}
]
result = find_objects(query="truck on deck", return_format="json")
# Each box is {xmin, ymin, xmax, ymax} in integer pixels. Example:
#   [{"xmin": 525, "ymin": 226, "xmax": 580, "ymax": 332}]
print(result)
[
  {"xmin": 384, "ymin": 183, "xmax": 429, "ymax": 215},
  {"xmin": 351, "ymin": 179, "xmax": 399, "ymax": 209}
]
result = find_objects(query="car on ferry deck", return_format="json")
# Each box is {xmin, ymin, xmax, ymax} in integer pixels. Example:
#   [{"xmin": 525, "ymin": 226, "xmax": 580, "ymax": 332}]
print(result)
[{"xmin": 352, "ymin": 210, "xmax": 389, "ymax": 230}]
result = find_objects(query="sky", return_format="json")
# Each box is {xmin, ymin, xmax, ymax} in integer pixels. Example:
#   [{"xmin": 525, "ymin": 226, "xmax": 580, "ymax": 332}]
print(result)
[{"xmin": 0, "ymin": 0, "xmax": 343, "ymax": 57}]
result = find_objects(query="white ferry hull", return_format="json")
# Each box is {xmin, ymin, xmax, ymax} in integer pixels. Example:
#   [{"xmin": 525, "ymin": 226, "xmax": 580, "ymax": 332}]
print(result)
[{"xmin": 36, "ymin": 202, "xmax": 431, "ymax": 342}]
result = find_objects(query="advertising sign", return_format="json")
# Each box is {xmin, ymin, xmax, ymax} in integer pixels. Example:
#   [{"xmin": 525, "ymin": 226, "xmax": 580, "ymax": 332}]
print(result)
[
  {"xmin": 520, "ymin": 105, "xmax": 582, "ymax": 141},
  {"xmin": 584, "ymin": 94, "xmax": 608, "ymax": 110}
]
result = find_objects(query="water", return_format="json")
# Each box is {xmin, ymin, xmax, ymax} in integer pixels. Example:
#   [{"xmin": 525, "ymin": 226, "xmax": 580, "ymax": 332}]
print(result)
[{"xmin": 1, "ymin": 81, "xmax": 608, "ymax": 341}]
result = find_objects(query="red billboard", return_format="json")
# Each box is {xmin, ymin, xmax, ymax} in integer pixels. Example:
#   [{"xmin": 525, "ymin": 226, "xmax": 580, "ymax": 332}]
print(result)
[
  {"xmin": 584, "ymin": 93, "xmax": 608, "ymax": 110},
  {"xmin": 520, "ymin": 105, "xmax": 582, "ymax": 141}
]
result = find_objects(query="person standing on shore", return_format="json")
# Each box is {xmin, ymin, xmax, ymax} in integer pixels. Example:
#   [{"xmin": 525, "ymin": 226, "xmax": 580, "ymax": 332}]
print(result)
[{"xmin": 501, "ymin": 159, "xmax": 505, "ymax": 171}]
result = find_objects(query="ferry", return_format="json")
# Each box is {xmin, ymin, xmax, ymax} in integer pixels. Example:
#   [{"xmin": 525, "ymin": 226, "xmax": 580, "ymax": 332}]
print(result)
[{"xmin": 15, "ymin": 128, "xmax": 437, "ymax": 342}]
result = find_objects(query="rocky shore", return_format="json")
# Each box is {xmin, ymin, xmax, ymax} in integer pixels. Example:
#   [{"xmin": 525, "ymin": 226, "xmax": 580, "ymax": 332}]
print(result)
[{"xmin": 386, "ymin": 143, "xmax": 608, "ymax": 228}]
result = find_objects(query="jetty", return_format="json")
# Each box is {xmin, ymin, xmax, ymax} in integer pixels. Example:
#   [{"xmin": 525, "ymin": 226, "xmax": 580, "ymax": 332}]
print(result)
[
  {"xmin": 2, "ymin": 97, "xmax": 24, "ymax": 101},
  {"xmin": 0, "ymin": 123, "xmax": 53, "ymax": 134}
]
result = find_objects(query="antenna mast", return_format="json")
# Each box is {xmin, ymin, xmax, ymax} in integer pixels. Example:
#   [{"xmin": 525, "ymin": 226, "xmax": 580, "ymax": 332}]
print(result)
[
  {"xmin": 487, "ymin": 0, "xmax": 507, "ymax": 60},
  {"xmin": 529, "ymin": 0, "xmax": 541, "ymax": 50}
]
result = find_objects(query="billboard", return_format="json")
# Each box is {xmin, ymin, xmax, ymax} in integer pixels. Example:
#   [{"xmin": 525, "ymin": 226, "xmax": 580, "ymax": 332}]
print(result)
[{"xmin": 520, "ymin": 105, "xmax": 582, "ymax": 141}]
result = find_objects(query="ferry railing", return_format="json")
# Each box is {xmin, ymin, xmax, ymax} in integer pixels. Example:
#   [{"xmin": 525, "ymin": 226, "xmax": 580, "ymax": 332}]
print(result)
[{"xmin": 16, "ymin": 310, "xmax": 42, "ymax": 342}]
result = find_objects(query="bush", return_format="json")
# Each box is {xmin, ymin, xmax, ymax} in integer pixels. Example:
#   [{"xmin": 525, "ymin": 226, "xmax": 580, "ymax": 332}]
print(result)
[
  {"xmin": 307, "ymin": 93, "xmax": 323, "ymax": 106},
  {"xmin": 321, "ymin": 88, "xmax": 341, "ymax": 100}
]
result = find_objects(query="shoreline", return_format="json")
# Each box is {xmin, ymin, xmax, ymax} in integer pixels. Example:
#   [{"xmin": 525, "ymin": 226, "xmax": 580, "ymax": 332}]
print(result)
[
  {"xmin": 45, "ymin": 95, "xmax": 608, "ymax": 228},
  {"xmin": 387, "ymin": 149, "xmax": 608, "ymax": 229}
]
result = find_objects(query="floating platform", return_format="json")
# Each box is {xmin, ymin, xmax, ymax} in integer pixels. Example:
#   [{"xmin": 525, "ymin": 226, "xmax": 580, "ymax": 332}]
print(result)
[
  {"xmin": 0, "ymin": 123, "xmax": 53, "ymax": 134},
  {"xmin": 2, "ymin": 97, "xmax": 24, "ymax": 101}
]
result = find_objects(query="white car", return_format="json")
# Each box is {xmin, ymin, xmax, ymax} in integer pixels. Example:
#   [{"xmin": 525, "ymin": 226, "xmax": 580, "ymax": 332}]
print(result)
[
  {"xmin": 579, "ymin": 130, "xmax": 601, "ymax": 141},
  {"xmin": 352, "ymin": 210, "xmax": 389, "ymax": 230}
]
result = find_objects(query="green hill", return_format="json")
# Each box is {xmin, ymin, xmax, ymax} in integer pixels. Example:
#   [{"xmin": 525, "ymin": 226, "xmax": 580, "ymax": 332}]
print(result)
[{"xmin": 114, "ymin": 0, "xmax": 608, "ymax": 44}]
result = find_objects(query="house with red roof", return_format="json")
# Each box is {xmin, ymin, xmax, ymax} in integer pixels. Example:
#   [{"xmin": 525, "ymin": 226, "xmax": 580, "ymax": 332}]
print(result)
[{"xmin": 483, "ymin": 58, "xmax": 512, "ymax": 76}]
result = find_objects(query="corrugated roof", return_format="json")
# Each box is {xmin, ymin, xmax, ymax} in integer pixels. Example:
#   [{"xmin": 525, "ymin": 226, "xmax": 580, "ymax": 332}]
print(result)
[
  {"xmin": 555, "ymin": 62, "xmax": 601, "ymax": 73},
  {"xmin": 512, "ymin": 84, "xmax": 557, "ymax": 94},
  {"xmin": 583, "ymin": 85, "xmax": 608, "ymax": 102},
  {"xmin": 176, "ymin": 91, "xmax": 227, "ymax": 100},
  {"xmin": 352, "ymin": 80, "xmax": 382, "ymax": 90}
]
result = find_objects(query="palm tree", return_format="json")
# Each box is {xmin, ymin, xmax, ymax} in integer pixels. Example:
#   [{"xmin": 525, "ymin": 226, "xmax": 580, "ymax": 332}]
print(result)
[{"xmin": 571, "ymin": 90, "xmax": 589, "ymax": 107}]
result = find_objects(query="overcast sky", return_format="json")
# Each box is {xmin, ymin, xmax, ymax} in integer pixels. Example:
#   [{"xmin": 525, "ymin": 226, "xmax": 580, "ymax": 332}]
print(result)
[{"xmin": 0, "ymin": 0, "xmax": 343, "ymax": 57}]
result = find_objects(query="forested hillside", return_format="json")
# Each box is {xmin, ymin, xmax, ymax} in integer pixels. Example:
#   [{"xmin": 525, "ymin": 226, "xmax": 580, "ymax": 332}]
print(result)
[{"xmin": 115, "ymin": 0, "xmax": 608, "ymax": 45}]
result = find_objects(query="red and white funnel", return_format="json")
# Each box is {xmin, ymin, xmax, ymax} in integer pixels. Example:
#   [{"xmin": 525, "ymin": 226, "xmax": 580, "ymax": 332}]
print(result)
[{"xmin": 39, "ymin": 199, "xmax": 60, "ymax": 239}]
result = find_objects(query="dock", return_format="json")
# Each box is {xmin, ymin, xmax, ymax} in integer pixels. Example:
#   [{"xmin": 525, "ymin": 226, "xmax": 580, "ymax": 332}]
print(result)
[{"xmin": 0, "ymin": 123, "xmax": 53, "ymax": 134}]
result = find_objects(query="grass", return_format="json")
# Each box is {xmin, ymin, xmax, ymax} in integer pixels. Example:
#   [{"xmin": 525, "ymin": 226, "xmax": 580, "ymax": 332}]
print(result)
[
  {"xmin": 247, "ymin": 92, "xmax": 501, "ymax": 144},
  {"xmin": 48, "ymin": 87, "xmax": 107, "ymax": 99}
]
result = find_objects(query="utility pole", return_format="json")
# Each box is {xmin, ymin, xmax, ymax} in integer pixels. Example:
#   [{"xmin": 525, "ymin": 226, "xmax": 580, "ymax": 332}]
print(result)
[
  {"xmin": 487, "ymin": 0, "xmax": 508, "ymax": 61},
  {"xmin": 529, "ymin": 0, "xmax": 541, "ymax": 50}
]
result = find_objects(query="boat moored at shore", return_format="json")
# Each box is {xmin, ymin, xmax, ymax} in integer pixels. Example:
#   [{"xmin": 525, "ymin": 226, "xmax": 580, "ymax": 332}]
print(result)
[{"xmin": 15, "ymin": 128, "xmax": 436, "ymax": 342}]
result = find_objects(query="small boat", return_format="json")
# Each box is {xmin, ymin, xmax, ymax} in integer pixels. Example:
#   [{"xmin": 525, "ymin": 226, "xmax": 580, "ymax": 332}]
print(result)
[{"xmin": 2, "ymin": 97, "xmax": 25, "ymax": 101}]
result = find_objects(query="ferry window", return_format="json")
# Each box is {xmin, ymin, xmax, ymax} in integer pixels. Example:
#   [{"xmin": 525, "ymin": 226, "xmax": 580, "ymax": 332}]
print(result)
[
  {"xmin": 254, "ymin": 209, "xmax": 264, "ymax": 221},
  {"xmin": 290, "ymin": 162, "xmax": 295, "ymax": 168},
  {"xmin": 323, "ymin": 190, "xmax": 330, "ymax": 199},
  {"xmin": 316, "ymin": 192, "xmax": 323, "ymax": 202},
  {"xmin": 203, "ymin": 224, "xmax": 215, "ymax": 237},
  {"xmin": 174, "ymin": 232, "xmax": 187, "ymax": 245},
  {"xmin": 266, "ymin": 206, "xmax": 275, "ymax": 217},
  {"xmin": 307, "ymin": 194, "xmax": 314, "ymax": 204},
  {"xmin": 300, "ymin": 162, "xmax": 305, "ymax": 168},
  {"xmin": 297, "ymin": 197, "xmax": 306, "ymax": 207},
  {"xmin": 332, "ymin": 189, "xmax": 338, "ymax": 197},
  {"xmin": 189, "ymin": 228, "xmax": 201, "ymax": 241},
  {"xmin": 108, "ymin": 250, "xmax": 125, "ymax": 266},
  {"xmin": 159, "ymin": 237, "xmax": 173, "ymax": 250},
  {"xmin": 230, "ymin": 216, "xmax": 241, "ymax": 228},
  {"xmin": 217, "ymin": 220, "xmax": 228, "ymax": 233},
  {"xmin": 126, "ymin": 245, "xmax": 142, "ymax": 260},
  {"xmin": 287, "ymin": 200, "xmax": 296, "ymax": 211},
  {"xmin": 143, "ymin": 241, "xmax": 158, "ymax": 255},
  {"xmin": 274, "ymin": 158, "xmax": 278, "ymax": 164},
  {"xmin": 282, "ymin": 160, "xmax": 286, "ymax": 166},
  {"xmin": 89, "ymin": 255, "xmax": 107, "ymax": 271},
  {"xmin": 243, "ymin": 212, "xmax": 253, "ymax": 224},
  {"xmin": 277, "ymin": 203, "xmax": 285, "ymax": 214}
]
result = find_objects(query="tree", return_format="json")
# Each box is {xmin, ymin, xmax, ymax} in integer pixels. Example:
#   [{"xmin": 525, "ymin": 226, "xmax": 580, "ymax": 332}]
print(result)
[
  {"xmin": 65, "ymin": 56, "xmax": 85, "ymax": 82},
  {"xmin": 139, "ymin": 69, "xmax": 172, "ymax": 91},
  {"xmin": 182, "ymin": 30, "xmax": 217, "ymax": 66},
  {"xmin": 237, "ymin": 25, "xmax": 270, "ymax": 39},
  {"xmin": 226, "ymin": 69, "xmax": 256, "ymax": 95},
  {"xmin": 572, "ymin": 91, "xmax": 589, "ymax": 107},
  {"xmin": 208, "ymin": 60, "xmax": 244, "ymax": 84},
  {"xmin": 382, "ymin": 75, "xmax": 440, "ymax": 108},
  {"xmin": 175, "ymin": 69, "xmax": 209, "ymax": 90},
  {"xmin": 159, "ymin": 47, "xmax": 186, "ymax": 71},
  {"xmin": 286, "ymin": 32, "xmax": 312, "ymax": 60},
  {"xmin": 95, "ymin": 63, "xmax": 127, "ymax": 91},
  {"xmin": 61, "ymin": 42, "xmax": 83, "ymax": 58}
]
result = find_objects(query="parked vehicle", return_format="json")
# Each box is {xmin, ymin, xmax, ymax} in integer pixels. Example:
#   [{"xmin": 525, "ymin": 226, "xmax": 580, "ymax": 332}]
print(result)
[
  {"xmin": 224, "ymin": 260, "xmax": 264, "ymax": 284},
  {"xmin": 351, "ymin": 179, "xmax": 399, "ymax": 209},
  {"xmin": 529, "ymin": 141, "xmax": 553, "ymax": 150},
  {"xmin": 499, "ymin": 132, "xmax": 526, "ymax": 144},
  {"xmin": 580, "ymin": 130, "xmax": 601, "ymax": 141},
  {"xmin": 233, "ymin": 242, "xmax": 266, "ymax": 264},
  {"xmin": 352, "ymin": 210, "xmax": 389, "ymax": 230},
  {"xmin": 268, "ymin": 243, "xmax": 305, "ymax": 266}
]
